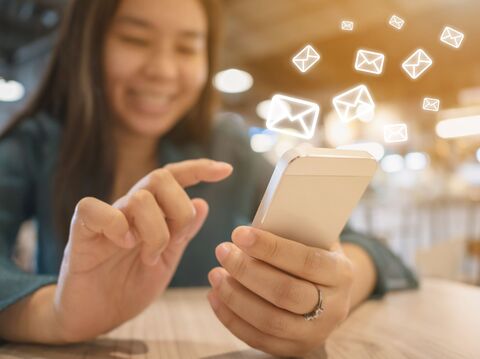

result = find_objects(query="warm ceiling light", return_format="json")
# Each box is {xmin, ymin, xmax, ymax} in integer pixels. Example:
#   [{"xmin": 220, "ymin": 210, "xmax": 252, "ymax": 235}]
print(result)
[
  {"xmin": 436, "ymin": 115, "xmax": 480, "ymax": 139},
  {"xmin": 250, "ymin": 133, "xmax": 276, "ymax": 153},
  {"xmin": 213, "ymin": 69, "xmax": 253, "ymax": 94},
  {"xmin": 405, "ymin": 152, "xmax": 429, "ymax": 171},
  {"xmin": 0, "ymin": 78, "xmax": 25, "ymax": 102},
  {"xmin": 256, "ymin": 100, "xmax": 272, "ymax": 120},
  {"xmin": 381, "ymin": 154, "xmax": 404, "ymax": 173}
]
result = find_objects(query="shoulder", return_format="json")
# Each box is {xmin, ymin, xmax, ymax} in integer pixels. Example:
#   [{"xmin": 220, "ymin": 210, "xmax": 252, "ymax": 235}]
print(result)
[
  {"xmin": 209, "ymin": 112, "xmax": 253, "ymax": 162},
  {"xmin": 212, "ymin": 112, "xmax": 250, "ymax": 141},
  {"xmin": 1, "ymin": 111, "xmax": 61, "ymax": 146},
  {"xmin": 0, "ymin": 112, "xmax": 61, "ymax": 172},
  {"xmin": 209, "ymin": 112, "xmax": 274, "ymax": 184}
]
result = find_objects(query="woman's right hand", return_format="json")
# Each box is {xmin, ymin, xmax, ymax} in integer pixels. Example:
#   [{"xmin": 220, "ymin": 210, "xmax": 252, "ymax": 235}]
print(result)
[{"xmin": 48, "ymin": 159, "xmax": 232, "ymax": 343}]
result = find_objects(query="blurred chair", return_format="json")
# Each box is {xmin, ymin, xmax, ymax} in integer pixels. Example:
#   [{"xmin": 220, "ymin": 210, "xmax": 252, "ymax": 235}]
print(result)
[
  {"xmin": 351, "ymin": 195, "xmax": 480, "ymax": 284},
  {"xmin": 415, "ymin": 239, "xmax": 466, "ymax": 282},
  {"xmin": 466, "ymin": 240, "xmax": 480, "ymax": 285}
]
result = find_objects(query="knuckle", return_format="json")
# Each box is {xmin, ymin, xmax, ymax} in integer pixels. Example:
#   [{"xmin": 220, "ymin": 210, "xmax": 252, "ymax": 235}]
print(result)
[
  {"xmin": 264, "ymin": 315, "xmax": 288, "ymax": 336},
  {"xmin": 219, "ymin": 283, "xmax": 235, "ymax": 306},
  {"xmin": 266, "ymin": 237, "xmax": 279, "ymax": 260},
  {"xmin": 105, "ymin": 209, "xmax": 124, "ymax": 229},
  {"xmin": 153, "ymin": 227, "xmax": 170, "ymax": 248},
  {"xmin": 75, "ymin": 197, "xmax": 94, "ymax": 217},
  {"xmin": 341, "ymin": 257, "xmax": 355, "ymax": 284},
  {"xmin": 130, "ymin": 189, "xmax": 152, "ymax": 206},
  {"xmin": 302, "ymin": 250, "xmax": 322, "ymax": 277},
  {"xmin": 220, "ymin": 306, "xmax": 236, "ymax": 328},
  {"xmin": 230, "ymin": 255, "xmax": 248, "ymax": 280},
  {"xmin": 334, "ymin": 304, "xmax": 350, "ymax": 324},
  {"xmin": 178, "ymin": 204, "xmax": 196, "ymax": 226},
  {"xmin": 340, "ymin": 305, "xmax": 350, "ymax": 322},
  {"xmin": 150, "ymin": 168, "xmax": 172, "ymax": 186},
  {"xmin": 273, "ymin": 279, "xmax": 301, "ymax": 309}
]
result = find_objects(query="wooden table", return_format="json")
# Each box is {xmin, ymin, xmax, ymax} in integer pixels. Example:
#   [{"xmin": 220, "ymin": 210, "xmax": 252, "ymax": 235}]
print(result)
[{"xmin": 0, "ymin": 278, "xmax": 479, "ymax": 358}]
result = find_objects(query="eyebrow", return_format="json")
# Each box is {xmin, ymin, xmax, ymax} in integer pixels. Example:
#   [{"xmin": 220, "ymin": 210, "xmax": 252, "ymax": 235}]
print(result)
[
  {"xmin": 116, "ymin": 15, "xmax": 153, "ymax": 29},
  {"xmin": 115, "ymin": 15, "xmax": 206, "ymax": 39}
]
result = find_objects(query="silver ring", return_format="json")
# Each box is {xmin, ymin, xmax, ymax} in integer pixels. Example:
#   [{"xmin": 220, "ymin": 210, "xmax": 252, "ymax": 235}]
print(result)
[{"xmin": 303, "ymin": 286, "xmax": 324, "ymax": 321}]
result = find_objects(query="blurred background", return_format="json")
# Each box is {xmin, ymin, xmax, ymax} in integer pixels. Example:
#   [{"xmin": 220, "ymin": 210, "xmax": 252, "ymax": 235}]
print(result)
[{"xmin": 1, "ymin": 0, "xmax": 480, "ymax": 284}]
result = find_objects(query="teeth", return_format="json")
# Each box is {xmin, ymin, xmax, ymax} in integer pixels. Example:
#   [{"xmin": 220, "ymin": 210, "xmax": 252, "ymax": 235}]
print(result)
[
  {"xmin": 132, "ymin": 90, "xmax": 171, "ymax": 105},
  {"xmin": 143, "ymin": 94, "xmax": 169, "ymax": 103}
]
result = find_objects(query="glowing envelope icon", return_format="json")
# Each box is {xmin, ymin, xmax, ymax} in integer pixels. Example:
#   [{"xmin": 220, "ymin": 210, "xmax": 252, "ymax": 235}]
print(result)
[
  {"xmin": 440, "ymin": 26, "xmax": 464, "ymax": 49},
  {"xmin": 384, "ymin": 124, "xmax": 408, "ymax": 143},
  {"xmin": 402, "ymin": 49, "xmax": 433, "ymax": 80},
  {"xmin": 266, "ymin": 94, "xmax": 320, "ymax": 139},
  {"xmin": 355, "ymin": 49, "xmax": 385, "ymax": 75},
  {"xmin": 292, "ymin": 45, "xmax": 321, "ymax": 73},
  {"xmin": 341, "ymin": 21, "xmax": 354, "ymax": 31},
  {"xmin": 389, "ymin": 15, "xmax": 405, "ymax": 30},
  {"xmin": 332, "ymin": 84, "xmax": 375, "ymax": 123},
  {"xmin": 423, "ymin": 98, "xmax": 440, "ymax": 112}
]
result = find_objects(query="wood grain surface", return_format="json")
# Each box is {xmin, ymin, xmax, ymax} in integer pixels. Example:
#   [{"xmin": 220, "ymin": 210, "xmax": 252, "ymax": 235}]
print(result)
[{"xmin": 0, "ymin": 278, "xmax": 478, "ymax": 359}]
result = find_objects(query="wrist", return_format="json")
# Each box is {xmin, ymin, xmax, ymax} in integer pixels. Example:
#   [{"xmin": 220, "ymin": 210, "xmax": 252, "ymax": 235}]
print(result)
[
  {"xmin": 341, "ymin": 243, "xmax": 377, "ymax": 307},
  {"xmin": 0, "ymin": 284, "xmax": 67, "ymax": 344}
]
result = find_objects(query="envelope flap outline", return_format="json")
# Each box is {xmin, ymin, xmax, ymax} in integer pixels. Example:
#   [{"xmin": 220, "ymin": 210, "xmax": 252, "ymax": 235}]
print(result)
[
  {"xmin": 440, "ymin": 26, "xmax": 464, "ymax": 48},
  {"xmin": 333, "ymin": 85, "xmax": 373, "ymax": 108},
  {"xmin": 358, "ymin": 51, "xmax": 383, "ymax": 65},
  {"xmin": 444, "ymin": 27, "xmax": 463, "ymax": 39},
  {"xmin": 293, "ymin": 46, "xmax": 319, "ymax": 62},
  {"xmin": 269, "ymin": 95, "xmax": 319, "ymax": 125},
  {"xmin": 425, "ymin": 99, "xmax": 438, "ymax": 105},
  {"xmin": 386, "ymin": 125, "xmax": 407, "ymax": 136},
  {"xmin": 332, "ymin": 85, "xmax": 375, "ymax": 123},
  {"xmin": 402, "ymin": 49, "xmax": 433, "ymax": 79},
  {"xmin": 405, "ymin": 50, "xmax": 431, "ymax": 65},
  {"xmin": 267, "ymin": 95, "xmax": 320, "ymax": 139}
]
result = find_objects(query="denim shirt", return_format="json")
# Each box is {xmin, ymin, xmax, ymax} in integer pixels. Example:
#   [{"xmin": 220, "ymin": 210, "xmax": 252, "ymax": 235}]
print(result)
[{"xmin": 0, "ymin": 112, "xmax": 418, "ymax": 312}]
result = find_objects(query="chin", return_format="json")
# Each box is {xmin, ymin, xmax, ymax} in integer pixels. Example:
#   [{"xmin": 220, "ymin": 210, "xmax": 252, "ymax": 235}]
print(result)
[
  {"xmin": 131, "ymin": 117, "xmax": 178, "ymax": 138},
  {"xmin": 113, "ymin": 92, "xmax": 198, "ymax": 139}
]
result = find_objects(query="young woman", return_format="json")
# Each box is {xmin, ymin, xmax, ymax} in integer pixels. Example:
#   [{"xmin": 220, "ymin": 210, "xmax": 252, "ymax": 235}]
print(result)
[{"xmin": 0, "ymin": 0, "xmax": 417, "ymax": 356}]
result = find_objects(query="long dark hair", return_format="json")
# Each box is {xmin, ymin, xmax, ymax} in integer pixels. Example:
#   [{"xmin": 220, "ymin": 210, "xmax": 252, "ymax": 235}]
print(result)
[{"xmin": 0, "ymin": 0, "xmax": 222, "ymax": 243}]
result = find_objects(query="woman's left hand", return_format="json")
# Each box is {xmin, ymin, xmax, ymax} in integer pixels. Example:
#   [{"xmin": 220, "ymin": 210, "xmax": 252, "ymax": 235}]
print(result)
[{"xmin": 207, "ymin": 226, "xmax": 354, "ymax": 357}]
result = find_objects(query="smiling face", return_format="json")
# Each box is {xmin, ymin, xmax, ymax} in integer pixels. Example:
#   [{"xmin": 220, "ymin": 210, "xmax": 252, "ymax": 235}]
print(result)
[{"xmin": 103, "ymin": 0, "xmax": 208, "ymax": 138}]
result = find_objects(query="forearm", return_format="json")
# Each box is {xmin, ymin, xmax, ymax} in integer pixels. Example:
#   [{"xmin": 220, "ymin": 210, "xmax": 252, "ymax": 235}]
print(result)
[
  {"xmin": 341, "ymin": 243, "xmax": 377, "ymax": 308},
  {"xmin": 0, "ymin": 284, "xmax": 66, "ymax": 344}
]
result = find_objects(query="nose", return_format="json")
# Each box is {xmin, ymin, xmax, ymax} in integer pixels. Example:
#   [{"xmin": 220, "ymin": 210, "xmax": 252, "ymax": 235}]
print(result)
[{"xmin": 143, "ymin": 46, "xmax": 179, "ymax": 82}]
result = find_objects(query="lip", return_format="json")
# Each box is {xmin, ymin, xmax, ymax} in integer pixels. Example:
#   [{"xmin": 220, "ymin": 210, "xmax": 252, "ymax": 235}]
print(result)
[{"xmin": 126, "ymin": 88, "xmax": 177, "ymax": 116}]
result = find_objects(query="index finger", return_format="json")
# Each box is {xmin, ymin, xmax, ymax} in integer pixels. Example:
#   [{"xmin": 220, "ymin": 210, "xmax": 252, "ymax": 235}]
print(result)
[
  {"xmin": 71, "ymin": 197, "xmax": 132, "ymax": 249},
  {"xmin": 164, "ymin": 159, "xmax": 233, "ymax": 188},
  {"xmin": 231, "ymin": 226, "xmax": 343, "ymax": 286}
]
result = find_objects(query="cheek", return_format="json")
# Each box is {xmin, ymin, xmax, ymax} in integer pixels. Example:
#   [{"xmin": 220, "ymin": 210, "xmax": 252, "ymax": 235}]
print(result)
[
  {"xmin": 103, "ymin": 39, "xmax": 144, "ymax": 104},
  {"xmin": 180, "ymin": 57, "xmax": 209, "ymax": 98}
]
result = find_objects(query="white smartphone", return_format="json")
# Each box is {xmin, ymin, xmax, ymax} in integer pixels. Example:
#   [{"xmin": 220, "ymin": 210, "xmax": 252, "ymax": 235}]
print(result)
[{"xmin": 252, "ymin": 145, "xmax": 377, "ymax": 250}]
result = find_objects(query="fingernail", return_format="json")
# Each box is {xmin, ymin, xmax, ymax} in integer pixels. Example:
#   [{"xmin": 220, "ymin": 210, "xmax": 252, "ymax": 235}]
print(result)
[
  {"xmin": 235, "ymin": 227, "xmax": 256, "ymax": 247},
  {"xmin": 212, "ymin": 161, "xmax": 232, "ymax": 170},
  {"xmin": 208, "ymin": 292, "xmax": 221, "ymax": 310},
  {"xmin": 209, "ymin": 271, "xmax": 223, "ymax": 287},
  {"xmin": 124, "ymin": 231, "xmax": 136, "ymax": 247},
  {"xmin": 216, "ymin": 243, "xmax": 231, "ymax": 262}
]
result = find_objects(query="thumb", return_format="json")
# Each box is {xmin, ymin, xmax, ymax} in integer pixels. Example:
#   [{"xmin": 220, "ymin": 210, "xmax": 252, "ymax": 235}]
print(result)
[{"xmin": 160, "ymin": 198, "xmax": 209, "ymax": 266}]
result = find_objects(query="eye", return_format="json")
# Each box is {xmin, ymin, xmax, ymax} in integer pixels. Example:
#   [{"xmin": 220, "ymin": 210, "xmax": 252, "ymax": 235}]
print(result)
[
  {"xmin": 176, "ymin": 45, "xmax": 198, "ymax": 55},
  {"xmin": 119, "ymin": 34, "xmax": 150, "ymax": 47}
]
